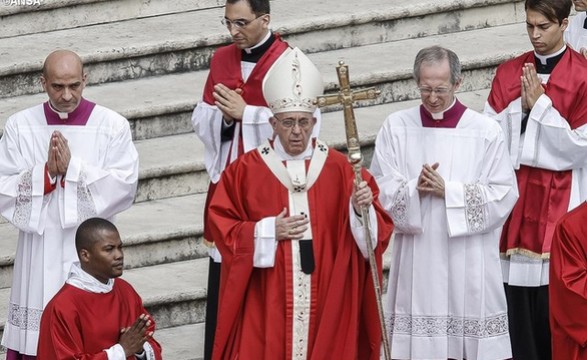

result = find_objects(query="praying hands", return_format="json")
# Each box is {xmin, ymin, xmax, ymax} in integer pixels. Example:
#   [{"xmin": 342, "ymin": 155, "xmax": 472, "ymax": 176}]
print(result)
[
  {"xmin": 119, "ymin": 314, "xmax": 153, "ymax": 356},
  {"xmin": 47, "ymin": 130, "xmax": 71, "ymax": 178},
  {"xmin": 213, "ymin": 83, "xmax": 246, "ymax": 124},
  {"xmin": 520, "ymin": 63, "xmax": 545, "ymax": 113},
  {"xmin": 417, "ymin": 163, "xmax": 445, "ymax": 198}
]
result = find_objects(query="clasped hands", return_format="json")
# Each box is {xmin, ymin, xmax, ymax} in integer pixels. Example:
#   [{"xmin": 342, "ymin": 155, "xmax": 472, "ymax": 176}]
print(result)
[
  {"xmin": 213, "ymin": 83, "xmax": 246, "ymax": 125},
  {"xmin": 274, "ymin": 181, "xmax": 373, "ymax": 240},
  {"xmin": 520, "ymin": 63, "xmax": 545, "ymax": 113},
  {"xmin": 417, "ymin": 163, "xmax": 445, "ymax": 198},
  {"xmin": 119, "ymin": 313, "xmax": 154, "ymax": 356},
  {"xmin": 47, "ymin": 131, "xmax": 71, "ymax": 179}
]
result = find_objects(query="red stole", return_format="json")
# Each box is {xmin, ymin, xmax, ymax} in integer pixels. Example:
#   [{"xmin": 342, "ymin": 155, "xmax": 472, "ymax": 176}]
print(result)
[
  {"xmin": 488, "ymin": 49, "xmax": 587, "ymax": 256},
  {"xmin": 201, "ymin": 34, "xmax": 289, "ymax": 242},
  {"xmin": 202, "ymin": 33, "xmax": 289, "ymax": 108}
]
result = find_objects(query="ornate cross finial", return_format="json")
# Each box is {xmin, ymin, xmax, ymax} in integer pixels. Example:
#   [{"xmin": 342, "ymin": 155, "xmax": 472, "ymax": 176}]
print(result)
[
  {"xmin": 316, "ymin": 61, "xmax": 391, "ymax": 360},
  {"xmin": 316, "ymin": 61, "xmax": 380, "ymax": 166}
]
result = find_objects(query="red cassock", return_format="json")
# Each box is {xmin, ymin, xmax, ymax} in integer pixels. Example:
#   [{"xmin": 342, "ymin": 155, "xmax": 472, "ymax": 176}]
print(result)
[
  {"xmin": 37, "ymin": 279, "xmax": 162, "ymax": 360},
  {"xmin": 208, "ymin": 147, "xmax": 394, "ymax": 360},
  {"xmin": 550, "ymin": 201, "xmax": 587, "ymax": 360},
  {"xmin": 487, "ymin": 49, "xmax": 587, "ymax": 257},
  {"xmin": 201, "ymin": 34, "xmax": 289, "ymax": 242}
]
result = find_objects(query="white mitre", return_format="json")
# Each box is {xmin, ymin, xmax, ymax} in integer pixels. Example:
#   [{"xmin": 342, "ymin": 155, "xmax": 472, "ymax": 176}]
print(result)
[{"xmin": 262, "ymin": 47, "xmax": 324, "ymax": 114}]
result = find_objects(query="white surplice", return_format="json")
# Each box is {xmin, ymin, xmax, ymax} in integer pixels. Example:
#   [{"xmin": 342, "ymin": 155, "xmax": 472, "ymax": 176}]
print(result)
[
  {"xmin": 565, "ymin": 12, "xmax": 587, "ymax": 52},
  {"xmin": 0, "ymin": 103, "xmax": 139, "ymax": 355},
  {"xmin": 371, "ymin": 106, "xmax": 518, "ymax": 360}
]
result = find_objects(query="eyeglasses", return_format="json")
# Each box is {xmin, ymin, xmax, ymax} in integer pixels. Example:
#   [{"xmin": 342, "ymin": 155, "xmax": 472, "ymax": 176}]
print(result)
[
  {"xmin": 277, "ymin": 118, "xmax": 312, "ymax": 129},
  {"xmin": 221, "ymin": 14, "xmax": 266, "ymax": 29},
  {"xmin": 418, "ymin": 86, "xmax": 451, "ymax": 96}
]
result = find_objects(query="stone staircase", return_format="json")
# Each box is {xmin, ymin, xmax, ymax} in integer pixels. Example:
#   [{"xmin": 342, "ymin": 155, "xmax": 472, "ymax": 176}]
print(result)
[{"xmin": 0, "ymin": 0, "xmax": 530, "ymax": 358}]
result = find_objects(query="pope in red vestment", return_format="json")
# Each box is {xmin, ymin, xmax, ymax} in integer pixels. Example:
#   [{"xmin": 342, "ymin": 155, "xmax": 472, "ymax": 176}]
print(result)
[
  {"xmin": 209, "ymin": 143, "xmax": 393, "ymax": 360},
  {"xmin": 550, "ymin": 201, "xmax": 587, "ymax": 360},
  {"xmin": 208, "ymin": 47, "xmax": 394, "ymax": 360}
]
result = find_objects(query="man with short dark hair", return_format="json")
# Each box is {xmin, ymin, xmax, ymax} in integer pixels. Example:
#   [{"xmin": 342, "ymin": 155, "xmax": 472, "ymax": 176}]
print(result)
[
  {"xmin": 37, "ymin": 218, "xmax": 162, "ymax": 359},
  {"xmin": 0, "ymin": 50, "xmax": 139, "ymax": 359},
  {"xmin": 191, "ymin": 1, "xmax": 320, "ymax": 358},
  {"xmin": 484, "ymin": 0, "xmax": 587, "ymax": 358},
  {"xmin": 372, "ymin": 46, "xmax": 518, "ymax": 360}
]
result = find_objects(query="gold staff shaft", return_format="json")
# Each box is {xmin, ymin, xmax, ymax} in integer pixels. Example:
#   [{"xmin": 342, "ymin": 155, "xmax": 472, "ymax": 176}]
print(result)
[{"xmin": 317, "ymin": 61, "xmax": 391, "ymax": 360}]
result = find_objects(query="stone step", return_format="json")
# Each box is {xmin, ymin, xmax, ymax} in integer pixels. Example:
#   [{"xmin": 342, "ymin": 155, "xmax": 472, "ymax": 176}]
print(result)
[
  {"xmin": 156, "ymin": 323, "xmax": 203, "ymax": 360},
  {"xmin": 0, "ymin": 21, "xmax": 529, "ymax": 141},
  {"xmin": 0, "ymin": 193, "xmax": 208, "ymax": 289},
  {"xmin": 0, "ymin": 0, "xmax": 223, "ymax": 39},
  {"xmin": 0, "ymin": 0, "xmax": 524, "ymax": 98}
]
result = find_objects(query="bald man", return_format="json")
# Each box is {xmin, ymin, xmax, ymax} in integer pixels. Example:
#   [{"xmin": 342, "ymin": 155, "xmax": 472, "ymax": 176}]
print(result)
[{"xmin": 0, "ymin": 50, "xmax": 139, "ymax": 358}]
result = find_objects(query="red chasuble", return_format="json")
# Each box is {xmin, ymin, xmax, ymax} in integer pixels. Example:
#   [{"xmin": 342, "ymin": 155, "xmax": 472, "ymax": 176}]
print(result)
[
  {"xmin": 201, "ymin": 34, "xmax": 289, "ymax": 242},
  {"xmin": 208, "ymin": 147, "xmax": 394, "ymax": 360},
  {"xmin": 37, "ymin": 280, "xmax": 162, "ymax": 360},
  {"xmin": 487, "ymin": 49, "xmax": 587, "ymax": 257},
  {"xmin": 550, "ymin": 202, "xmax": 587, "ymax": 360}
]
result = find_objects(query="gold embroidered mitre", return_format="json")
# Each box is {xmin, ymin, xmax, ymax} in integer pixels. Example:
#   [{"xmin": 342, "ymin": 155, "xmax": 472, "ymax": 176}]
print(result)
[{"xmin": 262, "ymin": 47, "xmax": 324, "ymax": 114}]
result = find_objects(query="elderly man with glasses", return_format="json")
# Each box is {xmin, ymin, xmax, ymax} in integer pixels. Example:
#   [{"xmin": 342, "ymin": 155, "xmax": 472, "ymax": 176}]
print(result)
[
  {"xmin": 370, "ymin": 45, "xmax": 518, "ymax": 360},
  {"xmin": 208, "ymin": 46, "xmax": 393, "ymax": 360},
  {"xmin": 191, "ymin": 1, "xmax": 321, "ymax": 359}
]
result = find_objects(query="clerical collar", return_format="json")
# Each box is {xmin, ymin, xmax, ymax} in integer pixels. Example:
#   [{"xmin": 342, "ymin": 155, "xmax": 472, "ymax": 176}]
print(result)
[
  {"xmin": 273, "ymin": 136, "xmax": 314, "ymax": 160},
  {"xmin": 66, "ymin": 262, "xmax": 114, "ymax": 293},
  {"xmin": 43, "ymin": 98, "xmax": 96, "ymax": 126},
  {"xmin": 242, "ymin": 31, "xmax": 274, "ymax": 63},
  {"xmin": 420, "ymin": 98, "xmax": 466, "ymax": 128},
  {"xmin": 534, "ymin": 45, "xmax": 566, "ymax": 74}
]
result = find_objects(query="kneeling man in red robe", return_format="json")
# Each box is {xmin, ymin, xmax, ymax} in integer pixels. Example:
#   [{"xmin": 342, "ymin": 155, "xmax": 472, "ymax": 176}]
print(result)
[{"xmin": 37, "ymin": 218, "xmax": 162, "ymax": 359}]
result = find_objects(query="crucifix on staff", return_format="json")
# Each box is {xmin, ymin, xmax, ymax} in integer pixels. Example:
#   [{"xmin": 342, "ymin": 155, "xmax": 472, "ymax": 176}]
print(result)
[{"xmin": 316, "ymin": 61, "xmax": 391, "ymax": 360}]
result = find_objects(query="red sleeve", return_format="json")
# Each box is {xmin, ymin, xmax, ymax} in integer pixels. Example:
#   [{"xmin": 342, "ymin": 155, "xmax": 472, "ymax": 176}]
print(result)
[
  {"xmin": 44, "ymin": 163, "xmax": 56, "ymax": 195},
  {"xmin": 550, "ymin": 205, "xmax": 587, "ymax": 347},
  {"xmin": 37, "ymin": 300, "xmax": 109, "ymax": 360}
]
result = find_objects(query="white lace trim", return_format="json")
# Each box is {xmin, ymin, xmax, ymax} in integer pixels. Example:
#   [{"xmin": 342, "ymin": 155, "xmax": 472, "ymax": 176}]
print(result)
[
  {"xmin": 77, "ymin": 169, "xmax": 97, "ymax": 221},
  {"xmin": 291, "ymin": 241, "xmax": 311, "ymax": 360},
  {"xmin": 464, "ymin": 183, "xmax": 486, "ymax": 233},
  {"xmin": 7, "ymin": 302, "xmax": 43, "ymax": 332},
  {"xmin": 13, "ymin": 170, "xmax": 33, "ymax": 227},
  {"xmin": 386, "ymin": 313, "xmax": 509, "ymax": 339},
  {"xmin": 391, "ymin": 181, "xmax": 408, "ymax": 227}
]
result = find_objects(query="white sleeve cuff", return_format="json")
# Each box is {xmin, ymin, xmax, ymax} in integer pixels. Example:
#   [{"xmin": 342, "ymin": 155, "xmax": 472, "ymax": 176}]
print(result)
[
  {"xmin": 349, "ymin": 203, "xmax": 378, "ymax": 259},
  {"xmin": 253, "ymin": 217, "xmax": 278, "ymax": 267},
  {"xmin": 105, "ymin": 344, "xmax": 126, "ymax": 360}
]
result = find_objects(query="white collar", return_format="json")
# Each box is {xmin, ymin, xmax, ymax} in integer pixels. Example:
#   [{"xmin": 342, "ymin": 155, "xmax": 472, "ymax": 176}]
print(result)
[
  {"xmin": 273, "ymin": 136, "xmax": 314, "ymax": 160},
  {"xmin": 66, "ymin": 262, "xmax": 114, "ymax": 293},
  {"xmin": 430, "ymin": 97, "xmax": 457, "ymax": 120},
  {"xmin": 243, "ymin": 30, "xmax": 272, "ymax": 54},
  {"xmin": 534, "ymin": 45, "xmax": 566, "ymax": 65},
  {"xmin": 47, "ymin": 101, "xmax": 71, "ymax": 120}
]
